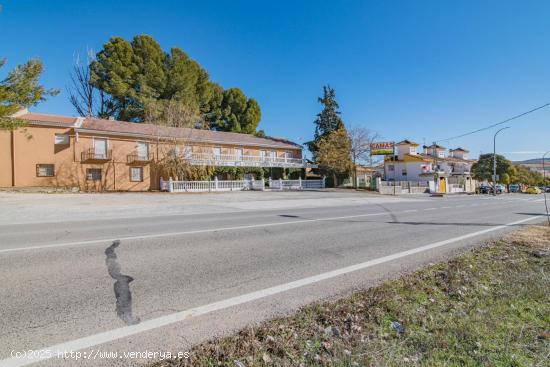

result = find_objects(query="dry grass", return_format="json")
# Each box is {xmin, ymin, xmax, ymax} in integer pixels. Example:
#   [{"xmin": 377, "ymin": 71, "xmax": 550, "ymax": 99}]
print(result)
[{"xmin": 154, "ymin": 225, "xmax": 550, "ymax": 367}]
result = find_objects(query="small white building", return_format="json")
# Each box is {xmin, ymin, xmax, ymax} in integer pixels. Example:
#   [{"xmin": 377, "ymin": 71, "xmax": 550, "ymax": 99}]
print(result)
[{"xmin": 383, "ymin": 141, "xmax": 476, "ymax": 193}]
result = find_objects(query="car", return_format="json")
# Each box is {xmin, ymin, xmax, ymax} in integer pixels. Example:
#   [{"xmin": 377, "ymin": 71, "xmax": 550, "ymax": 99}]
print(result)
[
  {"xmin": 525, "ymin": 186, "xmax": 542, "ymax": 194},
  {"xmin": 509, "ymin": 184, "xmax": 521, "ymax": 193},
  {"xmin": 495, "ymin": 184, "xmax": 506, "ymax": 194},
  {"xmin": 479, "ymin": 184, "xmax": 493, "ymax": 194}
]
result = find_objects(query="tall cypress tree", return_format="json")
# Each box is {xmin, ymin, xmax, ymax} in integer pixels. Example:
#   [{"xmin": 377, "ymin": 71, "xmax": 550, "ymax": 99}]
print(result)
[{"xmin": 308, "ymin": 85, "xmax": 345, "ymax": 158}]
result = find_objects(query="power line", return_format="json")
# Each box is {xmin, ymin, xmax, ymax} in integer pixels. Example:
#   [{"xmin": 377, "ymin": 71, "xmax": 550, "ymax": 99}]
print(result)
[{"xmin": 434, "ymin": 101, "xmax": 550, "ymax": 143}]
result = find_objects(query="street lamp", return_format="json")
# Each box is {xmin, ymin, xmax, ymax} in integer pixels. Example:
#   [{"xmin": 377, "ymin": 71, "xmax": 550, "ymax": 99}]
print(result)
[
  {"xmin": 493, "ymin": 127, "xmax": 510, "ymax": 196},
  {"xmin": 543, "ymin": 150, "xmax": 550, "ymax": 226}
]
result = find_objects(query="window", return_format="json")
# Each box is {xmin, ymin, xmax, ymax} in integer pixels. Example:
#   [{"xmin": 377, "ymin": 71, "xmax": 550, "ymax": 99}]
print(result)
[
  {"xmin": 55, "ymin": 134, "xmax": 69, "ymax": 145},
  {"xmin": 284, "ymin": 151, "xmax": 292, "ymax": 160},
  {"xmin": 130, "ymin": 167, "xmax": 143, "ymax": 182},
  {"xmin": 86, "ymin": 168, "xmax": 102, "ymax": 181},
  {"xmin": 213, "ymin": 147, "xmax": 221, "ymax": 158},
  {"xmin": 409, "ymin": 147, "xmax": 416, "ymax": 154},
  {"xmin": 260, "ymin": 150, "xmax": 266, "ymax": 161},
  {"xmin": 402, "ymin": 169, "xmax": 407, "ymax": 176},
  {"xmin": 270, "ymin": 151, "xmax": 276, "ymax": 160},
  {"xmin": 388, "ymin": 165, "xmax": 395, "ymax": 171},
  {"xmin": 136, "ymin": 141, "xmax": 149, "ymax": 160},
  {"xmin": 93, "ymin": 138, "xmax": 108, "ymax": 159},
  {"xmin": 36, "ymin": 164, "xmax": 54, "ymax": 177}
]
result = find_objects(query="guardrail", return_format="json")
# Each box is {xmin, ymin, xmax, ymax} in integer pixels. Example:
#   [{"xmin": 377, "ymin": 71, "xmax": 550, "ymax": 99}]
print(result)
[{"xmin": 180, "ymin": 152, "xmax": 314, "ymax": 168}]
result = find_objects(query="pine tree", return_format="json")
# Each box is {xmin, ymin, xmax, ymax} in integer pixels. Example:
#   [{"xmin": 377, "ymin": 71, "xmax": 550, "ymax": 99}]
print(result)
[
  {"xmin": 0, "ymin": 58, "xmax": 58, "ymax": 130},
  {"xmin": 308, "ymin": 85, "xmax": 345, "ymax": 158}
]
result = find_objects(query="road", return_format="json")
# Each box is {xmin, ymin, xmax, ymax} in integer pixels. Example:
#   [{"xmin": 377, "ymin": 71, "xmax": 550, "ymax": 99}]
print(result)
[{"xmin": 0, "ymin": 191, "xmax": 547, "ymax": 367}]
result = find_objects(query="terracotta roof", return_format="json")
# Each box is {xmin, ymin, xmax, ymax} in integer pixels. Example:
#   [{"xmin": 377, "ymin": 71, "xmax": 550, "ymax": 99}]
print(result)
[
  {"xmin": 15, "ymin": 112, "xmax": 301, "ymax": 150},
  {"xmin": 17, "ymin": 112, "xmax": 79, "ymax": 126},
  {"xmin": 396, "ymin": 139, "xmax": 419, "ymax": 146},
  {"xmin": 79, "ymin": 118, "xmax": 301, "ymax": 150}
]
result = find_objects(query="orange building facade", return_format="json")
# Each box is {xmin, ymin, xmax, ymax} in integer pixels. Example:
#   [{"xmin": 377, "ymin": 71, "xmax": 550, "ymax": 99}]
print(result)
[{"xmin": 0, "ymin": 111, "xmax": 307, "ymax": 191}]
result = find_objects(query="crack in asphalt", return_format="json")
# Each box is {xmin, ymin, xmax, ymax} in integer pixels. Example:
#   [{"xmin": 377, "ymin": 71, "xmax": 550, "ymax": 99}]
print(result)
[{"xmin": 105, "ymin": 240, "xmax": 141, "ymax": 325}]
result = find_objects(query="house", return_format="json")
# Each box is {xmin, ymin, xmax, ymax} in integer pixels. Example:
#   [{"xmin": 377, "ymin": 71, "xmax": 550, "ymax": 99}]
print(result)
[
  {"xmin": 0, "ymin": 110, "xmax": 310, "ymax": 191},
  {"xmin": 383, "ymin": 140, "xmax": 476, "ymax": 193}
]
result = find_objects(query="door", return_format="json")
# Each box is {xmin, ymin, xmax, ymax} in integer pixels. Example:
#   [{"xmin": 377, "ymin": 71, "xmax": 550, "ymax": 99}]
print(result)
[
  {"xmin": 235, "ymin": 148, "xmax": 243, "ymax": 161},
  {"xmin": 94, "ymin": 139, "xmax": 107, "ymax": 159},
  {"xmin": 439, "ymin": 177, "xmax": 447, "ymax": 193},
  {"xmin": 136, "ymin": 141, "xmax": 148, "ymax": 160}
]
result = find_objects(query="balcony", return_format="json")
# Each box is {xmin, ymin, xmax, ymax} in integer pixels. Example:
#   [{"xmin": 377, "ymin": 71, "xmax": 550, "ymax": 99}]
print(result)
[
  {"xmin": 179, "ymin": 152, "xmax": 315, "ymax": 168},
  {"xmin": 81, "ymin": 148, "xmax": 112, "ymax": 162},
  {"xmin": 127, "ymin": 152, "xmax": 154, "ymax": 164}
]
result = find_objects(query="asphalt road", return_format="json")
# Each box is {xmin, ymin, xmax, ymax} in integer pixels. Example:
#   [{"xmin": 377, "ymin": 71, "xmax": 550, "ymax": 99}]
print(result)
[{"xmin": 0, "ymin": 191, "xmax": 547, "ymax": 367}]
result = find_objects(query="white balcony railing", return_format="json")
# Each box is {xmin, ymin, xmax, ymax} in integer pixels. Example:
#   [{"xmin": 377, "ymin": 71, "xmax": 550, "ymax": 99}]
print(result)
[{"xmin": 179, "ymin": 152, "xmax": 314, "ymax": 168}]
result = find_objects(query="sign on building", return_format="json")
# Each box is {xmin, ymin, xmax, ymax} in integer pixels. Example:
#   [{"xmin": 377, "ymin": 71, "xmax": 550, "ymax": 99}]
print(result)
[{"xmin": 370, "ymin": 142, "xmax": 394, "ymax": 155}]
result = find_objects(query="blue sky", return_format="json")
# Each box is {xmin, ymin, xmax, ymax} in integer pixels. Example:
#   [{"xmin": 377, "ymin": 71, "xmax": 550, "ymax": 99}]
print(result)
[{"xmin": 1, "ymin": 0, "xmax": 550, "ymax": 161}]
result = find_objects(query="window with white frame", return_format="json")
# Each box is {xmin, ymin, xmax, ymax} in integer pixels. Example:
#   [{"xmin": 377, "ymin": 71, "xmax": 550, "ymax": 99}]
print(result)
[
  {"xmin": 270, "ymin": 151, "xmax": 276, "ymax": 160},
  {"xmin": 86, "ymin": 168, "xmax": 102, "ymax": 181},
  {"xmin": 54, "ymin": 134, "xmax": 69, "ymax": 145},
  {"xmin": 183, "ymin": 145, "xmax": 193, "ymax": 158},
  {"xmin": 130, "ymin": 167, "xmax": 143, "ymax": 182},
  {"xmin": 388, "ymin": 164, "xmax": 395, "ymax": 171},
  {"xmin": 36, "ymin": 164, "xmax": 54, "ymax": 177},
  {"xmin": 284, "ymin": 151, "xmax": 292, "ymax": 161},
  {"xmin": 212, "ymin": 147, "xmax": 221, "ymax": 158},
  {"xmin": 260, "ymin": 150, "xmax": 267, "ymax": 161},
  {"xmin": 402, "ymin": 169, "xmax": 407, "ymax": 176}
]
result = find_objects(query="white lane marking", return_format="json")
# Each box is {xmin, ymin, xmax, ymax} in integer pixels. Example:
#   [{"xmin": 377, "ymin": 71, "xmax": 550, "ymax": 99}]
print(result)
[
  {"xmin": 0, "ymin": 197, "xmax": 541, "ymax": 254},
  {"xmin": 402, "ymin": 209, "xmax": 418, "ymax": 213},
  {"xmin": 0, "ymin": 212, "xmax": 389, "ymax": 254},
  {"xmin": 0, "ymin": 215, "xmax": 541, "ymax": 367}
]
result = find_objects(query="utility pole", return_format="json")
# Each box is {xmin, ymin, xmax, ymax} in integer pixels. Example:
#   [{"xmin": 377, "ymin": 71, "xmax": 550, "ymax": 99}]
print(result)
[
  {"xmin": 493, "ymin": 127, "xmax": 510, "ymax": 196},
  {"xmin": 543, "ymin": 150, "xmax": 550, "ymax": 226}
]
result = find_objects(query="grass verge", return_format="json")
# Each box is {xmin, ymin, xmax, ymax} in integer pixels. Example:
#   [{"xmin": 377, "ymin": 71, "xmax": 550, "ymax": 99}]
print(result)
[{"xmin": 155, "ymin": 225, "xmax": 550, "ymax": 367}]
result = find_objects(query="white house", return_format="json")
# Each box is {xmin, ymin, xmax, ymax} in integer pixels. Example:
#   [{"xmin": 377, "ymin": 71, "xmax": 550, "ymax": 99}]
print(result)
[{"xmin": 384, "ymin": 141, "xmax": 476, "ymax": 193}]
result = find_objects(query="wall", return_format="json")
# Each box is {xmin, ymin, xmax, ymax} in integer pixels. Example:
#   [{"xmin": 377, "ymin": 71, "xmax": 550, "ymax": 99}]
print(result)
[
  {"xmin": 2, "ymin": 125, "xmax": 302, "ymax": 191},
  {"xmin": 0, "ymin": 130, "xmax": 13, "ymax": 187}
]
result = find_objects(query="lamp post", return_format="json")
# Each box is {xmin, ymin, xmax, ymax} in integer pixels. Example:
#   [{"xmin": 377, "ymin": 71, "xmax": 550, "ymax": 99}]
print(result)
[
  {"xmin": 543, "ymin": 150, "xmax": 550, "ymax": 226},
  {"xmin": 493, "ymin": 127, "xmax": 510, "ymax": 196}
]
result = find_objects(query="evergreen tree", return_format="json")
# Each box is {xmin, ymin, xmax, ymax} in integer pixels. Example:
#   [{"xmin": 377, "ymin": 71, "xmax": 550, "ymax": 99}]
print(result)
[
  {"xmin": 88, "ymin": 34, "xmax": 261, "ymax": 133},
  {"xmin": 0, "ymin": 58, "xmax": 58, "ymax": 130},
  {"xmin": 308, "ymin": 85, "xmax": 345, "ymax": 158}
]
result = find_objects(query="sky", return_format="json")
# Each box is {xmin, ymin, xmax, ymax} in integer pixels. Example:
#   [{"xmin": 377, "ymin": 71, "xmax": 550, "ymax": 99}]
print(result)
[{"xmin": 1, "ymin": 0, "xmax": 550, "ymax": 161}]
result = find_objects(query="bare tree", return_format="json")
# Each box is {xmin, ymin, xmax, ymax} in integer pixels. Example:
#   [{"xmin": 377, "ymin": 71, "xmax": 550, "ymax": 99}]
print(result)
[
  {"xmin": 67, "ymin": 50, "xmax": 109, "ymax": 118},
  {"xmin": 348, "ymin": 126, "xmax": 380, "ymax": 188}
]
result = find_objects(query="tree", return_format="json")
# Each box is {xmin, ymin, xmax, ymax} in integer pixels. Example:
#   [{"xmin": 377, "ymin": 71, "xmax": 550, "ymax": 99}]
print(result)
[
  {"xmin": 88, "ymin": 34, "xmax": 261, "ymax": 133},
  {"xmin": 348, "ymin": 126, "xmax": 380, "ymax": 188},
  {"xmin": 67, "ymin": 51, "xmax": 111, "ymax": 118},
  {"xmin": 0, "ymin": 58, "xmax": 58, "ymax": 130},
  {"xmin": 316, "ymin": 127, "xmax": 353, "ymax": 186},
  {"xmin": 471, "ymin": 154, "xmax": 512, "ymax": 182},
  {"xmin": 510, "ymin": 164, "xmax": 544, "ymax": 186},
  {"xmin": 307, "ymin": 85, "xmax": 345, "ymax": 158}
]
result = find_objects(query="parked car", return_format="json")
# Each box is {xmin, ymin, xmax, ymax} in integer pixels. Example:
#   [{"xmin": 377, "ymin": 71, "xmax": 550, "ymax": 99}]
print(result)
[
  {"xmin": 525, "ymin": 186, "xmax": 542, "ymax": 194},
  {"xmin": 495, "ymin": 184, "xmax": 506, "ymax": 194},
  {"xmin": 479, "ymin": 184, "xmax": 493, "ymax": 194},
  {"xmin": 509, "ymin": 183, "xmax": 521, "ymax": 193}
]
